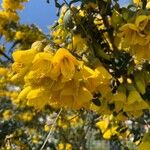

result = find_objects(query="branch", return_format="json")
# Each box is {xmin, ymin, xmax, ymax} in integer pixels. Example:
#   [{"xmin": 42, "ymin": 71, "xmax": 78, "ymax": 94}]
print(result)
[
  {"xmin": 0, "ymin": 49, "xmax": 13, "ymax": 62},
  {"xmin": 40, "ymin": 108, "xmax": 63, "ymax": 150},
  {"xmin": 142, "ymin": 0, "xmax": 147, "ymax": 9}
]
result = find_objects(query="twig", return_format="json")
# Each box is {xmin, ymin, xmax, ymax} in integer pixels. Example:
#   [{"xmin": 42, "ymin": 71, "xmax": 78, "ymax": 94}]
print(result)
[
  {"xmin": 0, "ymin": 49, "xmax": 13, "ymax": 62},
  {"xmin": 40, "ymin": 108, "xmax": 63, "ymax": 150},
  {"xmin": 144, "ymin": 119, "xmax": 150, "ymax": 129},
  {"xmin": 142, "ymin": 0, "xmax": 147, "ymax": 9}
]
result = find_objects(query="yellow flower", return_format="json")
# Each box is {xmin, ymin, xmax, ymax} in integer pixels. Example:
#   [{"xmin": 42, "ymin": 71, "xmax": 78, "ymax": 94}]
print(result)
[
  {"xmin": 58, "ymin": 143, "xmax": 65, "ymax": 150},
  {"xmin": 2, "ymin": 0, "xmax": 29, "ymax": 10},
  {"xmin": 135, "ymin": 15, "xmax": 149, "ymax": 31},
  {"xmin": 17, "ymin": 86, "xmax": 31, "ymax": 102},
  {"xmin": 82, "ymin": 66, "xmax": 98, "ymax": 92},
  {"xmin": 123, "ymin": 89, "xmax": 149, "ymax": 112},
  {"xmin": 9, "ymin": 91, "xmax": 19, "ymax": 104},
  {"xmin": 58, "ymin": 143, "xmax": 72, "ymax": 150},
  {"xmin": 18, "ymin": 111, "xmax": 34, "ymax": 122},
  {"xmin": 24, "ymin": 52, "xmax": 53, "ymax": 85},
  {"xmin": 96, "ymin": 119, "xmax": 109, "ymax": 133},
  {"xmin": 82, "ymin": 65, "xmax": 112, "ymax": 93},
  {"xmin": 96, "ymin": 118, "xmax": 118, "ymax": 140},
  {"xmin": 32, "ymin": 135, "xmax": 41, "ymax": 144},
  {"xmin": 60, "ymin": 81, "xmax": 92, "ymax": 109},
  {"xmin": 2, "ymin": 109, "xmax": 12, "ymax": 120},
  {"xmin": 127, "ymin": 90, "xmax": 143, "ymax": 105},
  {"xmin": 95, "ymin": 66, "xmax": 112, "ymax": 81},
  {"xmin": 132, "ymin": 43, "xmax": 150, "ymax": 61},
  {"xmin": 11, "ymin": 48, "xmax": 37, "ymax": 82},
  {"xmin": 50, "ymin": 48, "xmax": 78, "ymax": 82},
  {"xmin": 15, "ymin": 31, "xmax": 25, "ymax": 40},
  {"xmin": 103, "ymin": 126, "xmax": 118, "ymax": 140},
  {"xmin": 52, "ymin": 26, "xmax": 67, "ymax": 45},
  {"xmin": 118, "ymin": 14, "xmax": 150, "ymax": 61},
  {"xmin": 44, "ymin": 124, "xmax": 51, "ymax": 132},
  {"xmin": 133, "ymin": 0, "xmax": 150, "ymax": 8},
  {"xmin": 118, "ymin": 23, "xmax": 147, "ymax": 46},
  {"xmin": 26, "ymin": 87, "xmax": 54, "ymax": 109},
  {"xmin": 65, "ymin": 143, "xmax": 72, "ymax": 150},
  {"xmin": 57, "ymin": 118, "xmax": 68, "ymax": 129},
  {"xmin": 12, "ymin": 49, "xmax": 37, "ymax": 64},
  {"xmin": 0, "ymin": 10, "xmax": 19, "ymax": 22},
  {"xmin": 0, "ymin": 67, "xmax": 8, "ymax": 76},
  {"xmin": 67, "ymin": 115, "xmax": 83, "ymax": 127},
  {"xmin": 138, "ymin": 132, "xmax": 150, "ymax": 150}
]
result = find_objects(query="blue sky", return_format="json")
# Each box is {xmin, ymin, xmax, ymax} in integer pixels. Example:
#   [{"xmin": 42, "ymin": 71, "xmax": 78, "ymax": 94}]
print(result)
[{"xmin": 19, "ymin": 0, "xmax": 58, "ymax": 33}]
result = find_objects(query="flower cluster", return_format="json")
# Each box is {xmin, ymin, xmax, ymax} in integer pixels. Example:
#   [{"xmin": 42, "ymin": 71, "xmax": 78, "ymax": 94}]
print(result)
[
  {"xmin": 96, "ymin": 115, "xmax": 131, "ymax": 140},
  {"xmin": 119, "ymin": 15, "xmax": 150, "ymax": 61},
  {"xmin": 0, "ymin": 0, "xmax": 28, "ymax": 41},
  {"xmin": 2, "ymin": 0, "xmax": 28, "ymax": 10},
  {"xmin": 11, "ymin": 41, "xmax": 112, "ymax": 110}
]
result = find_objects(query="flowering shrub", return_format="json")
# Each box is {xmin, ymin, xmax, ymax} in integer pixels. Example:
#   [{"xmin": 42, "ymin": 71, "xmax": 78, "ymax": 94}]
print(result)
[{"xmin": 0, "ymin": 0, "xmax": 150, "ymax": 149}]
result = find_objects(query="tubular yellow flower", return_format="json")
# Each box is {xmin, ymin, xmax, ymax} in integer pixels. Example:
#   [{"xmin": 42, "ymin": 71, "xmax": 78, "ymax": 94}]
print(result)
[
  {"xmin": 123, "ymin": 89, "xmax": 149, "ymax": 112},
  {"xmin": 11, "ymin": 48, "xmax": 38, "ymax": 82},
  {"xmin": 96, "ymin": 119, "xmax": 109, "ymax": 133},
  {"xmin": 50, "ymin": 48, "xmax": 78, "ymax": 82},
  {"xmin": 96, "ymin": 118, "xmax": 119, "ymax": 140},
  {"xmin": 0, "ymin": 67, "xmax": 8, "ymax": 76},
  {"xmin": 82, "ymin": 65, "xmax": 112, "ymax": 92},
  {"xmin": 82, "ymin": 66, "xmax": 98, "ymax": 92},
  {"xmin": 60, "ymin": 80, "xmax": 93, "ymax": 109},
  {"xmin": 135, "ymin": 15, "xmax": 149, "ymax": 31},
  {"xmin": 17, "ymin": 86, "xmax": 31, "ymax": 102},
  {"xmin": 118, "ymin": 14, "xmax": 150, "ymax": 61},
  {"xmin": 26, "ymin": 87, "xmax": 52, "ymax": 109},
  {"xmin": 118, "ymin": 23, "xmax": 147, "ymax": 46},
  {"xmin": 24, "ymin": 52, "xmax": 53, "ymax": 85},
  {"xmin": 95, "ymin": 66, "xmax": 112, "ymax": 81},
  {"xmin": 103, "ymin": 126, "xmax": 118, "ymax": 140}
]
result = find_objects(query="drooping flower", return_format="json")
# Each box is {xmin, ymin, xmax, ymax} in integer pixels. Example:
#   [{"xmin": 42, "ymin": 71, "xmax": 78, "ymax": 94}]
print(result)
[
  {"xmin": 96, "ymin": 117, "xmax": 119, "ymax": 140},
  {"xmin": 11, "ymin": 48, "xmax": 38, "ymax": 82},
  {"xmin": 118, "ymin": 23, "xmax": 147, "ymax": 46},
  {"xmin": 118, "ymin": 15, "xmax": 150, "ymax": 61},
  {"xmin": 50, "ymin": 48, "xmax": 79, "ymax": 82},
  {"xmin": 60, "ymin": 80, "xmax": 93, "ymax": 109},
  {"xmin": 26, "ymin": 87, "xmax": 52, "ymax": 109},
  {"xmin": 24, "ymin": 52, "xmax": 53, "ymax": 86}
]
